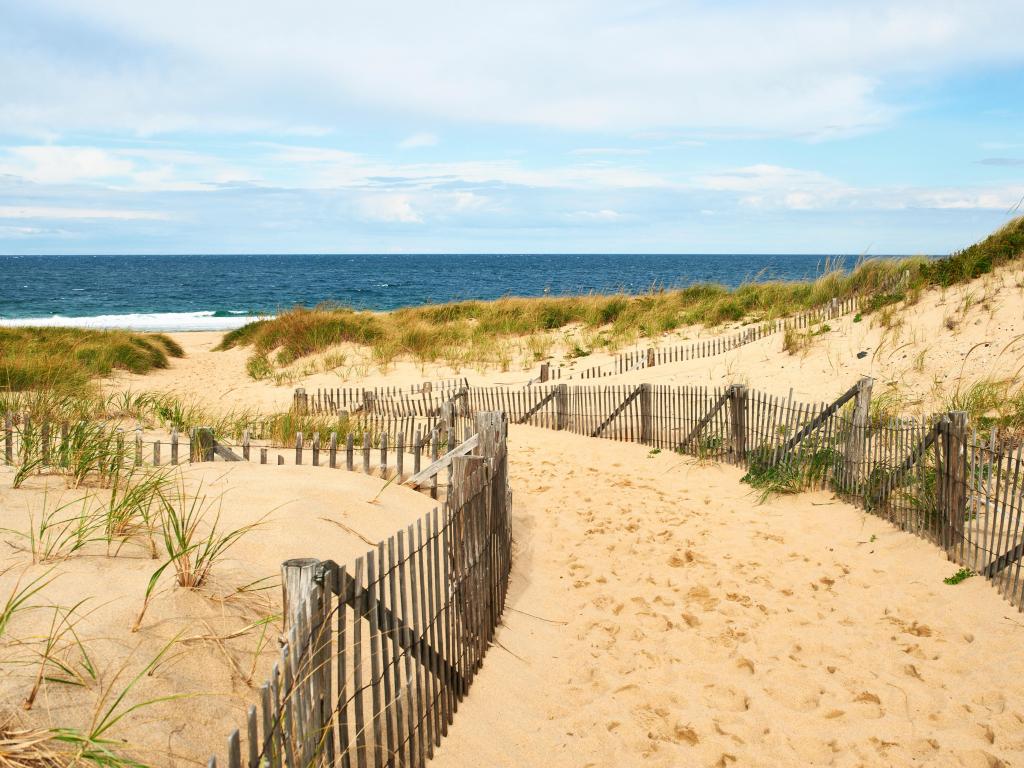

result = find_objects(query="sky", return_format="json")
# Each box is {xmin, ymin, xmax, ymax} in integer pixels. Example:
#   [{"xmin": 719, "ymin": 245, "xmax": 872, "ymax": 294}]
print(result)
[{"xmin": 1, "ymin": 0, "xmax": 1023, "ymax": 255}]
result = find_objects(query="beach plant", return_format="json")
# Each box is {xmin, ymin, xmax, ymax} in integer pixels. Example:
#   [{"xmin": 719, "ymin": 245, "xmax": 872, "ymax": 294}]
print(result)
[
  {"xmin": 158, "ymin": 479, "xmax": 261, "ymax": 589},
  {"xmin": 0, "ymin": 567, "xmax": 57, "ymax": 640},
  {"xmin": 943, "ymin": 567, "xmax": 973, "ymax": 585},
  {"xmin": 0, "ymin": 327, "xmax": 184, "ymax": 393},
  {"xmin": 49, "ymin": 633, "xmax": 188, "ymax": 768},
  {"xmin": 104, "ymin": 468, "xmax": 173, "ymax": 555},
  {"xmin": 245, "ymin": 353, "xmax": 273, "ymax": 381},
  {"xmin": 57, "ymin": 420, "xmax": 131, "ymax": 489},
  {"xmin": 133, "ymin": 480, "xmax": 263, "ymax": 630},
  {"xmin": 7, "ymin": 493, "xmax": 108, "ymax": 563},
  {"xmin": 23, "ymin": 599, "xmax": 99, "ymax": 710},
  {"xmin": 741, "ymin": 438, "xmax": 839, "ymax": 502}
]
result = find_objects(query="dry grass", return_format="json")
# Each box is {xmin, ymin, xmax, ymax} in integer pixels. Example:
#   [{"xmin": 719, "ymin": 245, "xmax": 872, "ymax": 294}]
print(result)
[{"xmin": 0, "ymin": 329, "xmax": 183, "ymax": 395}]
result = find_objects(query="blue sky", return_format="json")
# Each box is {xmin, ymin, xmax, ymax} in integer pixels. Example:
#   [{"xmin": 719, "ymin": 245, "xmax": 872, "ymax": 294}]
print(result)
[{"xmin": 0, "ymin": 0, "xmax": 1022, "ymax": 254}]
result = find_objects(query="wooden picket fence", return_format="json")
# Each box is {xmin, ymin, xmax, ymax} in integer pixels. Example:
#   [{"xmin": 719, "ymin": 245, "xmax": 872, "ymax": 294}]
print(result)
[
  {"xmin": 209, "ymin": 412, "xmax": 511, "ymax": 768},
  {"xmin": 570, "ymin": 295, "xmax": 860, "ymax": 380},
  {"xmin": 566, "ymin": 266, "xmax": 913, "ymax": 381},
  {"xmin": 2, "ymin": 391, "xmax": 477, "ymax": 501},
  {"xmin": 301, "ymin": 379, "xmax": 470, "ymax": 416}
]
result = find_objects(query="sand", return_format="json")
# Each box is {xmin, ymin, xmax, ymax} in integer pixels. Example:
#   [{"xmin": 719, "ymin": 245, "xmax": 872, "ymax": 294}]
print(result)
[
  {"xmin": 434, "ymin": 426, "xmax": 1024, "ymax": 767},
  {"xmin": 8, "ymin": 263, "xmax": 1024, "ymax": 765}
]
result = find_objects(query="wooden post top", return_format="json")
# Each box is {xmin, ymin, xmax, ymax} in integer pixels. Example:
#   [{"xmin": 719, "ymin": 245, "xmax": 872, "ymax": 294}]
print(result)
[{"xmin": 281, "ymin": 557, "xmax": 321, "ymax": 631}]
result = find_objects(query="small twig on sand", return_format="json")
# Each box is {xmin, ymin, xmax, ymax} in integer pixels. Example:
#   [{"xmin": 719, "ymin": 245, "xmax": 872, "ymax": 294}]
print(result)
[
  {"xmin": 492, "ymin": 639, "xmax": 527, "ymax": 663},
  {"xmin": 320, "ymin": 517, "xmax": 376, "ymax": 546},
  {"xmin": 507, "ymin": 606, "xmax": 568, "ymax": 625}
]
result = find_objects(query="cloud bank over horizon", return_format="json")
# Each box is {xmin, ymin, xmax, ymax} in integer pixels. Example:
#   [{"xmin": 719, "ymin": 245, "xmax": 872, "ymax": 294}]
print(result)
[{"xmin": 1, "ymin": 0, "xmax": 1022, "ymax": 253}]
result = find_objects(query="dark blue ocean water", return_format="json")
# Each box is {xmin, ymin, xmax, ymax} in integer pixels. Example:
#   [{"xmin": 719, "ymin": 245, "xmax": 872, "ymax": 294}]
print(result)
[{"xmin": 0, "ymin": 253, "xmax": 911, "ymax": 330}]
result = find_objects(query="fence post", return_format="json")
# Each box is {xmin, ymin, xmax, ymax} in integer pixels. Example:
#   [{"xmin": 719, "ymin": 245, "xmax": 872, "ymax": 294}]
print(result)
[
  {"xmin": 280, "ymin": 557, "xmax": 329, "ymax": 757},
  {"xmin": 729, "ymin": 385, "xmax": 748, "ymax": 463},
  {"xmin": 942, "ymin": 411, "xmax": 968, "ymax": 558},
  {"xmin": 440, "ymin": 398, "xmax": 454, "ymax": 433},
  {"xmin": 539, "ymin": 362, "xmax": 549, "ymax": 383},
  {"xmin": 646, "ymin": 348, "xmax": 655, "ymax": 368},
  {"xmin": 556, "ymin": 384, "xmax": 569, "ymax": 430},
  {"xmin": 41, "ymin": 422, "xmax": 51, "ymax": 466},
  {"xmin": 452, "ymin": 452, "xmax": 488, "ymax": 667},
  {"xmin": 474, "ymin": 411, "xmax": 502, "ymax": 462},
  {"xmin": 193, "ymin": 427, "xmax": 214, "ymax": 462},
  {"xmin": 639, "ymin": 384, "xmax": 653, "ymax": 445},
  {"xmin": 842, "ymin": 377, "xmax": 873, "ymax": 494},
  {"xmin": 363, "ymin": 389, "xmax": 377, "ymax": 414},
  {"xmin": 293, "ymin": 388, "xmax": 308, "ymax": 414}
]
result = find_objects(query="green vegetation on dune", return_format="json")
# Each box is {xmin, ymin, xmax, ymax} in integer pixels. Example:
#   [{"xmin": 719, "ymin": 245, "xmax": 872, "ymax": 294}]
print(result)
[
  {"xmin": 0, "ymin": 327, "xmax": 184, "ymax": 393},
  {"xmin": 218, "ymin": 217, "xmax": 1024, "ymax": 372},
  {"xmin": 217, "ymin": 256, "xmax": 917, "ymax": 370}
]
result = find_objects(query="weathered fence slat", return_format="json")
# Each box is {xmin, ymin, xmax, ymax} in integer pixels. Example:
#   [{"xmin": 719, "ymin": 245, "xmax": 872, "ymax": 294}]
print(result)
[
  {"xmin": 404, "ymin": 434, "xmax": 480, "ymax": 488},
  {"xmin": 678, "ymin": 387, "xmax": 730, "ymax": 450},
  {"xmin": 591, "ymin": 385, "xmax": 645, "ymax": 438}
]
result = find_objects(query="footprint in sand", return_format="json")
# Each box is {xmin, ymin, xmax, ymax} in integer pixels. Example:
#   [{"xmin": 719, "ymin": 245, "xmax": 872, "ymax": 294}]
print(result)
[
  {"xmin": 668, "ymin": 550, "xmax": 698, "ymax": 567},
  {"xmin": 851, "ymin": 691, "xmax": 885, "ymax": 719},
  {"xmin": 972, "ymin": 691, "xmax": 1006, "ymax": 715},
  {"xmin": 763, "ymin": 670, "xmax": 823, "ymax": 712},
  {"xmin": 954, "ymin": 749, "xmax": 1007, "ymax": 768},
  {"xmin": 630, "ymin": 704, "xmax": 700, "ymax": 747},
  {"xmin": 686, "ymin": 585, "xmax": 719, "ymax": 611},
  {"xmin": 702, "ymin": 683, "xmax": 750, "ymax": 712}
]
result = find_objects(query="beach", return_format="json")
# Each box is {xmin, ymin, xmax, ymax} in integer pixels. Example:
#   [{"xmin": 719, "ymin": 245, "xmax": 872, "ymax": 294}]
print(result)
[{"xmin": 4, "ymin": 254, "xmax": 1024, "ymax": 765}]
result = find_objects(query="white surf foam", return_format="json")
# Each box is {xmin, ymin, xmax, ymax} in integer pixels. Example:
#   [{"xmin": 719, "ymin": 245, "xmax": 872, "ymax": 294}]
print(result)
[{"xmin": 0, "ymin": 311, "xmax": 267, "ymax": 332}]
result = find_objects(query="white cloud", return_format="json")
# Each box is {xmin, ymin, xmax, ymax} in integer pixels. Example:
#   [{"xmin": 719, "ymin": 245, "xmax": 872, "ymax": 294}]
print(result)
[
  {"xmin": 0, "ymin": 145, "xmax": 255, "ymax": 190},
  {"xmin": 570, "ymin": 209, "xmax": 622, "ymax": 222},
  {"xmin": 356, "ymin": 194, "xmax": 422, "ymax": 223},
  {"xmin": 694, "ymin": 163, "xmax": 1024, "ymax": 211},
  {"xmin": 0, "ymin": 146, "xmax": 134, "ymax": 184},
  {"xmin": 398, "ymin": 133, "xmax": 438, "ymax": 150},
  {"xmin": 3, "ymin": 1, "xmax": 1023, "ymax": 137},
  {"xmin": 570, "ymin": 148, "xmax": 648, "ymax": 156},
  {"xmin": 0, "ymin": 205, "xmax": 169, "ymax": 220},
  {"xmin": 450, "ymin": 191, "xmax": 488, "ymax": 211}
]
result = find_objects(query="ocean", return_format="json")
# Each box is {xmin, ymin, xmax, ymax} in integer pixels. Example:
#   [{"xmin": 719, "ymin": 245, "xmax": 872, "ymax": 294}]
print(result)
[{"xmin": 0, "ymin": 253, "xmax": 911, "ymax": 331}]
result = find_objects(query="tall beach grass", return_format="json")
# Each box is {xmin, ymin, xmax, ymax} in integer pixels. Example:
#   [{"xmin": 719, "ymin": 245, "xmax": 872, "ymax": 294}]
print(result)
[
  {"xmin": 218, "ymin": 217, "xmax": 1024, "ymax": 372},
  {"xmin": 0, "ymin": 327, "xmax": 184, "ymax": 394}
]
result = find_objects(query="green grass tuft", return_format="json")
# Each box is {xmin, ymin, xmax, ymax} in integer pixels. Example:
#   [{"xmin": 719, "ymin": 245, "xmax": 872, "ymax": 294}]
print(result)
[{"xmin": 1, "ymin": 328, "xmax": 185, "ymax": 393}]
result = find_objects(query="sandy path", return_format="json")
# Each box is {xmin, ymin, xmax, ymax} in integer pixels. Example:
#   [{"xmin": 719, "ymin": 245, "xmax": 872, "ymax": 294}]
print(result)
[{"xmin": 433, "ymin": 426, "xmax": 1024, "ymax": 768}]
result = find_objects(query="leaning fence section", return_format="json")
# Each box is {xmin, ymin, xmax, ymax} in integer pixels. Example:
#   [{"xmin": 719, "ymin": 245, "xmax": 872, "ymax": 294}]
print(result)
[{"xmin": 210, "ymin": 412, "xmax": 511, "ymax": 768}]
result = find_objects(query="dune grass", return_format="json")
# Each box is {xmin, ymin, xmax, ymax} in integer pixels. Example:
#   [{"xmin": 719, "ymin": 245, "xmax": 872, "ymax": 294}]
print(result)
[
  {"xmin": 0, "ymin": 328, "xmax": 184, "ymax": 394},
  {"xmin": 218, "ymin": 217, "xmax": 1024, "ymax": 373}
]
